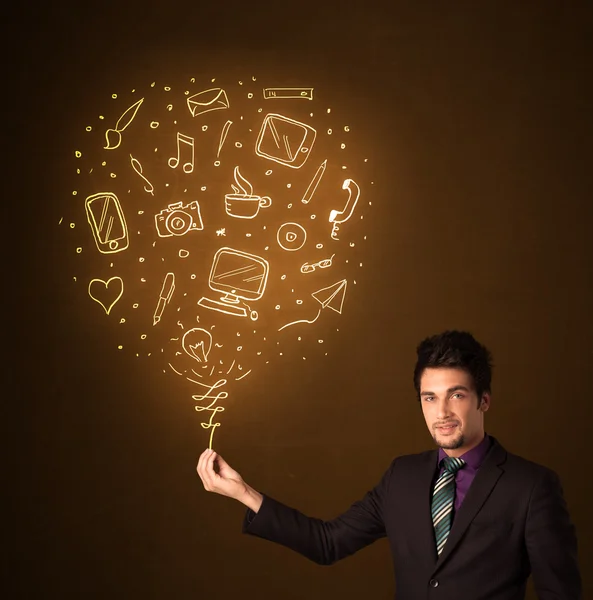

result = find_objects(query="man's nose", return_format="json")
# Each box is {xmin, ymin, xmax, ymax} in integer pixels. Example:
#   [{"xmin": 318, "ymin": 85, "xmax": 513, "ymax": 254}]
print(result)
[{"xmin": 435, "ymin": 400, "xmax": 452, "ymax": 418}]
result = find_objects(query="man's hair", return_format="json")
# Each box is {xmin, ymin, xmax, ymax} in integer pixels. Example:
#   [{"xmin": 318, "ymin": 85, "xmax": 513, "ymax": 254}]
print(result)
[{"xmin": 413, "ymin": 330, "xmax": 493, "ymax": 406}]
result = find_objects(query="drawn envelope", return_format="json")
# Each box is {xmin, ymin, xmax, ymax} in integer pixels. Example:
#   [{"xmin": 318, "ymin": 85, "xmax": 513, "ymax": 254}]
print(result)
[
  {"xmin": 255, "ymin": 113, "xmax": 316, "ymax": 169},
  {"xmin": 187, "ymin": 88, "xmax": 230, "ymax": 117}
]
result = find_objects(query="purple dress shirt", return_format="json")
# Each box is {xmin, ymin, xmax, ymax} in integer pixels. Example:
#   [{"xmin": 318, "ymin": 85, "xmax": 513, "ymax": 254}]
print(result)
[{"xmin": 434, "ymin": 432, "xmax": 492, "ymax": 520}]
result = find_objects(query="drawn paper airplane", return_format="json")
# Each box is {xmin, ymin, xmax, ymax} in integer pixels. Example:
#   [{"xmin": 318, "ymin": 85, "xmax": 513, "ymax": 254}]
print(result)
[
  {"xmin": 312, "ymin": 279, "xmax": 347, "ymax": 314},
  {"xmin": 277, "ymin": 279, "xmax": 347, "ymax": 331}
]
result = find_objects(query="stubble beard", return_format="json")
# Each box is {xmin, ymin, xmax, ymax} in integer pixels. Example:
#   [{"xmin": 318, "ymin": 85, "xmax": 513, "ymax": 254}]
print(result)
[{"xmin": 432, "ymin": 428, "xmax": 465, "ymax": 450}]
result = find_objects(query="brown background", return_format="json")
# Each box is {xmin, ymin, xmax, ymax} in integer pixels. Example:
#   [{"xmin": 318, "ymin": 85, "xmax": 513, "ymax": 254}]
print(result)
[{"xmin": 7, "ymin": 2, "xmax": 592, "ymax": 599}]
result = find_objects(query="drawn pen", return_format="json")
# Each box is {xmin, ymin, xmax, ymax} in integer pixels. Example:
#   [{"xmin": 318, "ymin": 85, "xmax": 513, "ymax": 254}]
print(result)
[
  {"xmin": 153, "ymin": 272, "xmax": 175, "ymax": 325},
  {"xmin": 301, "ymin": 159, "xmax": 327, "ymax": 204}
]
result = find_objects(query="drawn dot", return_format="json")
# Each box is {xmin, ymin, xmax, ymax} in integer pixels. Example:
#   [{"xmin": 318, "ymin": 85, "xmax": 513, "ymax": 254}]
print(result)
[
  {"xmin": 296, "ymin": 300, "xmax": 303, "ymax": 305},
  {"xmin": 151, "ymin": 82, "xmax": 156, "ymax": 87},
  {"xmin": 191, "ymin": 274, "xmax": 196, "ymax": 279},
  {"xmin": 70, "ymin": 223, "xmax": 75, "ymax": 228},
  {"xmin": 344, "ymin": 126, "xmax": 350, "ymax": 132},
  {"xmin": 328, "ymin": 129, "xmax": 332, "ymax": 134},
  {"xmin": 85, "ymin": 126, "xmax": 92, "ymax": 132},
  {"xmin": 72, "ymin": 191, "xmax": 78, "ymax": 196},
  {"xmin": 110, "ymin": 173, "xmax": 116, "ymax": 178},
  {"xmin": 341, "ymin": 143, "xmax": 346, "ymax": 149},
  {"xmin": 190, "ymin": 77, "xmax": 195, "ymax": 83},
  {"xmin": 75, "ymin": 151, "xmax": 82, "ymax": 158},
  {"xmin": 257, "ymin": 351, "xmax": 262, "ymax": 355},
  {"xmin": 365, "ymin": 159, "xmax": 368, "ymax": 163},
  {"xmin": 235, "ymin": 142, "xmax": 242, "ymax": 148},
  {"xmin": 275, "ymin": 305, "xmax": 280, "ymax": 310},
  {"xmin": 202, "ymin": 125, "xmax": 208, "ymax": 131},
  {"xmin": 141, "ymin": 334, "xmax": 147, "ymax": 340},
  {"xmin": 133, "ymin": 303, "xmax": 139, "ymax": 308},
  {"xmin": 184, "ymin": 90, "xmax": 189, "ymax": 95},
  {"xmin": 167, "ymin": 104, "xmax": 173, "ymax": 111},
  {"xmin": 150, "ymin": 121, "xmax": 159, "ymax": 128},
  {"xmin": 286, "ymin": 183, "xmax": 292, "ymax": 188},
  {"xmin": 76, "ymin": 169, "xmax": 80, "ymax": 174},
  {"xmin": 99, "ymin": 115, "xmax": 104, "ymax": 120},
  {"xmin": 214, "ymin": 160, "xmax": 221, "ymax": 166},
  {"xmin": 264, "ymin": 246, "xmax": 269, "ymax": 250},
  {"xmin": 120, "ymin": 318, "xmax": 125, "ymax": 323},
  {"xmin": 76, "ymin": 247, "xmax": 82, "ymax": 253},
  {"xmin": 318, "ymin": 340, "xmax": 324, "ymax": 343},
  {"xmin": 246, "ymin": 233, "xmax": 251, "ymax": 237},
  {"xmin": 288, "ymin": 203, "xmax": 292, "ymax": 209},
  {"xmin": 138, "ymin": 210, "xmax": 144, "ymax": 215},
  {"xmin": 281, "ymin": 275, "xmax": 286, "ymax": 280},
  {"xmin": 201, "ymin": 186, "xmax": 207, "ymax": 191},
  {"xmin": 112, "ymin": 93, "xmax": 117, "ymax": 99},
  {"xmin": 298, "ymin": 337, "xmax": 302, "ymax": 341},
  {"xmin": 327, "ymin": 108, "xmax": 331, "ymax": 113},
  {"xmin": 141, "ymin": 278, "xmax": 146, "ymax": 282},
  {"xmin": 238, "ymin": 81, "xmax": 243, "ymax": 85},
  {"xmin": 102, "ymin": 161, "xmax": 107, "ymax": 166},
  {"xmin": 258, "ymin": 108, "xmax": 263, "ymax": 113},
  {"xmin": 310, "ymin": 113, "xmax": 314, "ymax": 117},
  {"xmin": 237, "ymin": 346, "xmax": 242, "ymax": 351},
  {"xmin": 118, "ymin": 345, "xmax": 123, "ymax": 350},
  {"xmin": 248, "ymin": 93, "xmax": 253, "ymax": 98},
  {"xmin": 164, "ymin": 86, "xmax": 171, "ymax": 91},
  {"xmin": 139, "ymin": 257, "xmax": 145, "ymax": 262},
  {"xmin": 265, "ymin": 170, "xmax": 272, "ymax": 175}
]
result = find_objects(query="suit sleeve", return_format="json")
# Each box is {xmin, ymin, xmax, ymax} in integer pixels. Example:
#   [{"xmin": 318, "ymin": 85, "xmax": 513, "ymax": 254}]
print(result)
[
  {"xmin": 241, "ymin": 459, "xmax": 396, "ymax": 565},
  {"xmin": 525, "ymin": 467, "xmax": 582, "ymax": 599}
]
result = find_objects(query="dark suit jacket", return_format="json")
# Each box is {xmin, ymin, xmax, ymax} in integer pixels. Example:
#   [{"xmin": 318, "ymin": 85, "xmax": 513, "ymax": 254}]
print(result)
[{"xmin": 243, "ymin": 436, "xmax": 581, "ymax": 599}]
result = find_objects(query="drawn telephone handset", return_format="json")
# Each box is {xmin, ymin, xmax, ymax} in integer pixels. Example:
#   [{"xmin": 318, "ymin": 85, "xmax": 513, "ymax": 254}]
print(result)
[{"xmin": 329, "ymin": 178, "xmax": 360, "ymax": 240}]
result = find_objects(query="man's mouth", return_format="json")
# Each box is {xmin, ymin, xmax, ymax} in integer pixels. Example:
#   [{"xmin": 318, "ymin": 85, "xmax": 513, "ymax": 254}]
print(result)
[{"xmin": 437, "ymin": 424, "xmax": 457, "ymax": 431}]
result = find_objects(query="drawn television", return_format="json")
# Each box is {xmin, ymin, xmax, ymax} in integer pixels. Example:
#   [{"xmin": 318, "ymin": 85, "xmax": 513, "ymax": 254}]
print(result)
[{"xmin": 198, "ymin": 247, "xmax": 269, "ymax": 320}]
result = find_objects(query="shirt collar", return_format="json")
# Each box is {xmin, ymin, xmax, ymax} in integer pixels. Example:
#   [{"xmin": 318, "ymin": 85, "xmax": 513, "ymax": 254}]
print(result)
[{"xmin": 438, "ymin": 432, "xmax": 492, "ymax": 470}]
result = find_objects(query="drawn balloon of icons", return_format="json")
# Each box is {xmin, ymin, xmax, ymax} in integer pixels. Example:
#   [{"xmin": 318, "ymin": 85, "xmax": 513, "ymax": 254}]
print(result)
[{"xmin": 74, "ymin": 80, "xmax": 369, "ymax": 450}]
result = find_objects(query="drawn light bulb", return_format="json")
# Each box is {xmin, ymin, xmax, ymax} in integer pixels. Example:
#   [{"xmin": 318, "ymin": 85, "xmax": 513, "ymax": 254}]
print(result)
[{"xmin": 182, "ymin": 327, "xmax": 213, "ymax": 363}]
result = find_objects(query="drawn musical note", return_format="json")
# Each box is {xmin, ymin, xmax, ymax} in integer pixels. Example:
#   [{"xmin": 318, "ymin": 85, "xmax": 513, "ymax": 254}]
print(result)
[
  {"xmin": 130, "ymin": 154, "xmax": 154, "ymax": 195},
  {"xmin": 168, "ymin": 132, "xmax": 195, "ymax": 173}
]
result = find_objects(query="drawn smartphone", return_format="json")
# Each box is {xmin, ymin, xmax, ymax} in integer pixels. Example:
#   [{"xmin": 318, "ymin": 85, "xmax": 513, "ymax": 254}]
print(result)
[{"xmin": 85, "ymin": 192, "xmax": 129, "ymax": 254}]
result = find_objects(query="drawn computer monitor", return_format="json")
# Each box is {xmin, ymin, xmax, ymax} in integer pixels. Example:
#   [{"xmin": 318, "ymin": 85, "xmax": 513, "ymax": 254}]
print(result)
[{"xmin": 198, "ymin": 247, "xmax": 269, "ymax": 319}]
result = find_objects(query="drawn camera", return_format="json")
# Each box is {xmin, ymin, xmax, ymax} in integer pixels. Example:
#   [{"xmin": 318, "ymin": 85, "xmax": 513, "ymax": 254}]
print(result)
[{"xmin": 155, "ymin": 200, "xmax": 204, "ymax": 237}]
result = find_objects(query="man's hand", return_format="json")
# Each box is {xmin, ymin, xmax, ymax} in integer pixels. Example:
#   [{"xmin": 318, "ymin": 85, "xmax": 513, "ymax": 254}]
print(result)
[{"xmin": 197, "ymin": 449, "xmax": 263, "ymax": 512}]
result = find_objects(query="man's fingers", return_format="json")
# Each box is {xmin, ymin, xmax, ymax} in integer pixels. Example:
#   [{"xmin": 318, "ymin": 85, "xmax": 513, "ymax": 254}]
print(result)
[{"xmin": 197, "ymin": 449, "xmax": 215, "ymax": 490}]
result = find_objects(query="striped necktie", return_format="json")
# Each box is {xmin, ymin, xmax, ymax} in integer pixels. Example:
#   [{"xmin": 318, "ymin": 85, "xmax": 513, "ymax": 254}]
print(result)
[{"xmin": 431, "ymin": 456, "xmax": 466, "ymax": 555}]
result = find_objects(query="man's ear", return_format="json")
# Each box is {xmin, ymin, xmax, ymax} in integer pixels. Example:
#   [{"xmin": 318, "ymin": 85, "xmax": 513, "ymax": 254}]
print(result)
[{"xmin": 480, "ymin": 393, "xmax": 491, "ymax": 411}]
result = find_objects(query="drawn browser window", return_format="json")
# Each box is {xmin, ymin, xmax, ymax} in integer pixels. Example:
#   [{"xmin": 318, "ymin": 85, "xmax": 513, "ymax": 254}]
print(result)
[
  {"xmin": 84, "ymin": 192, "xmax": 129, "ymax": 254},
  {"xmin": 255, "ymin": 113, "xmax": 316, "ymax": 169}
]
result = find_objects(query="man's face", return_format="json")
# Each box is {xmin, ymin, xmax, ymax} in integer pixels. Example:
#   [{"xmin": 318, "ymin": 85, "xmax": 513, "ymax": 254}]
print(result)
[{"xmin": 419, "ymin": 367, "xmax": 490, "ymax": 456}]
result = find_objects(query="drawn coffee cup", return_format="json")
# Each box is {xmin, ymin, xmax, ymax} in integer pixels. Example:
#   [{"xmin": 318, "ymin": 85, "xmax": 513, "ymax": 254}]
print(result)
[{"xmin": 225, "ymin": 193, "xmax": 272, "ymax": 219}]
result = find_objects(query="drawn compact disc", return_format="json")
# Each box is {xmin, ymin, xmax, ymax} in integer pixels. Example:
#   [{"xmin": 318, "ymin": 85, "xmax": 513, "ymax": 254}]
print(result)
[{"xmin": 276, "ymin": 222, "xmax": 307, "ymax": 251}]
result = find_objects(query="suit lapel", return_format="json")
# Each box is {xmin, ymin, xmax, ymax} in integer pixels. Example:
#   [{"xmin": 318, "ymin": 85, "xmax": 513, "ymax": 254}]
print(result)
[
  {"xmin": 432, "ymin": 437, "xmax": 507, "ymax": 572},
  {"xmin": 408, "ymin": 448, "xmax": 440, "ymax": 566}
]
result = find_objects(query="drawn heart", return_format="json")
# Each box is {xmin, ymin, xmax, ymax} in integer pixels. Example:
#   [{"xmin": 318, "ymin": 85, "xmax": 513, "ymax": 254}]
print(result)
[{"xmin": 88, "ymin": 276, "xmax": 124, "ymax": 315}]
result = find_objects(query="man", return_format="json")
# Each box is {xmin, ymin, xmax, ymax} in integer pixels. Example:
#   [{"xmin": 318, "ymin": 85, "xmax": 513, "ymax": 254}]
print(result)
[{"xmin": 197, "ymin": 330, "xmax": 582, "ymax": 599}]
